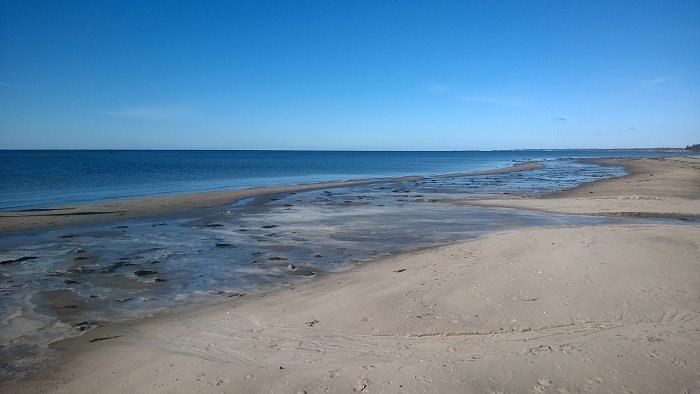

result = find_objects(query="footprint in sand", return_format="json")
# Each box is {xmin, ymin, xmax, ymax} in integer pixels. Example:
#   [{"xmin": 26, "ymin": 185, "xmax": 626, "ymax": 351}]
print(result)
[
  {"xmin": 353, "ymin": 377, "xmax": 368, "ymax": 391},
  {"xmin": 672, "ymin": 357, "xmax": 687, "ymax": 368},
  {"xmin": 584, "ymin": 377, "xmax": 603, "ymax": 390},
  {"xmin": 532, "ymin": 378, "xmax": 551, "ymax": 393}
]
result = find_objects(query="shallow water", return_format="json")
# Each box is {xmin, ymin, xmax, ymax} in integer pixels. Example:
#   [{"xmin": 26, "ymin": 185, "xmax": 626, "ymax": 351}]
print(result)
[{"xmin": 0, "ymin": 159, "xmax": 691, "ymax": 376}]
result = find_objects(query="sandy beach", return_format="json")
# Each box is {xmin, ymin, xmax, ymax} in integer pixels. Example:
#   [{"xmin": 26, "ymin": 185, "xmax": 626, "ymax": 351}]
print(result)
[
  {"xmin": 451, "ymin": 156, "xmax": 700, "ymax": 217},
  {"xmin": 2, "ymin": 157, "xmax": 699, "ymax": 393}
]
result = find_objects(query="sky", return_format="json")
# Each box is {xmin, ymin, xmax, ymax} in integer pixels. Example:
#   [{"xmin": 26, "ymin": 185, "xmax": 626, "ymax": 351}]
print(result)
[{"xmin": 1, "ymin": 1, "xmax": 699, "ymax": 150}]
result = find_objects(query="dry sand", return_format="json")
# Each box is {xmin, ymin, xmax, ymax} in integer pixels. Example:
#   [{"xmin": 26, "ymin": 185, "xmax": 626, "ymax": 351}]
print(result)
[{"xmin": 2, "ymin": 157, "xmax": 699, "ymax": 393}]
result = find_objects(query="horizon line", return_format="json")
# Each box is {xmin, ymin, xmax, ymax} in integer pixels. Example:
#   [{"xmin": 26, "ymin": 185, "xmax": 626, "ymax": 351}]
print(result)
[{"xmin": 0, "ymin": 147, "xmax": 692, "ymax": 152}]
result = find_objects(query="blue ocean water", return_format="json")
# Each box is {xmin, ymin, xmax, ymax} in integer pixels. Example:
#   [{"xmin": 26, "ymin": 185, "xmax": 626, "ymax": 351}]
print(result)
[{"xmin": 0, "ymin": 150, "xmax": 693, "ymax": 211}]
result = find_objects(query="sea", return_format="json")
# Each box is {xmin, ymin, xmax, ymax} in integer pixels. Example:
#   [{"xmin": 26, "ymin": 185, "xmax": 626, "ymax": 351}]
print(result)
[
  {"xmin": 0, "ymin": 149, "xmax": 696, "ymax": 377},
  {"xmin": 0, "ymin": 149, "xmax": 693, "ymax": 211}
]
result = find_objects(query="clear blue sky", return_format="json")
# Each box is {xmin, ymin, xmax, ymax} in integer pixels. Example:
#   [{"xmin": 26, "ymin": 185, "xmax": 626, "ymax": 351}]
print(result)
[{"xmin": 1, "ymin": 1, "xmax": 698, "ymax": 150}]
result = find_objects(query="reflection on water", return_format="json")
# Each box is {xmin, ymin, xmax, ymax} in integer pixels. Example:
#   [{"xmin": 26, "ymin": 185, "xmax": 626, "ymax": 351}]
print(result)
[{"xmin": 0, "ymin": 159, "xmax": 673, "ymax": 375}]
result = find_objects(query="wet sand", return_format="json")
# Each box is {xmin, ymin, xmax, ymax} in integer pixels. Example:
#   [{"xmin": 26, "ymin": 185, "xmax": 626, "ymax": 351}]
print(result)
[
  {"xmin": 2, "ymin": 157, "xmax": 699, "ymax": 393},
  {"xmin": 450, "ymin": 156, "xmax": 700, "ymax": 217},
  {"xmin": 0, "ymin": 161, "xmax": 542, "ymax": 233}
]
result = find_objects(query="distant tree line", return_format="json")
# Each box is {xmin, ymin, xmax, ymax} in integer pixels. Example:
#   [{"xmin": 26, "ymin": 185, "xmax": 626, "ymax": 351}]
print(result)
[{"xmin": 686, "ymin": 144, "xmax": 700, "ymax": 151}]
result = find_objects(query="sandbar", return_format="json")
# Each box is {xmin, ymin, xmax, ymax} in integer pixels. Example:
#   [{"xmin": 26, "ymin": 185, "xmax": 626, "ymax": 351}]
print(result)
[{"xmin": 0, "ymin": 161, "xmax": 541, "ymax": 233}]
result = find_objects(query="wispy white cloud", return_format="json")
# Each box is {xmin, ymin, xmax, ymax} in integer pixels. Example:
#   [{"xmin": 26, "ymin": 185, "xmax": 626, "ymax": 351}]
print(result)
[
  {"xmin": 630, "ymin": 76, "xmax": 679, "ymax": 92},
  {"xmin": 456, "ymin": 94, "xmax": 525, "ymax": 105},
  {"xmin": 97, "ymin": 104, "xmax": 196, "ymax": 120},
  {"xmin": 426, "ymin": 81, "xmax": 530, "ymax": 106},
  {"xmin": 424, "ymin": 82, "xmax": 455, "ymax": 95},
  {"xmin": 0, "ymin": 81, "xmax": 22, "ymax": 87}
]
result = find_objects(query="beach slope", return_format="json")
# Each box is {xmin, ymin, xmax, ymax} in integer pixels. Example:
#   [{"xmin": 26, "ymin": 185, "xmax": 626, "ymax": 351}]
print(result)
[
  {"xmin": 7, "ymin": 224, "xmax": 699, "ymax": 393},
  {"xmin": 3, "ymin": 157, "xmax": 699, "ymax": 393}
]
